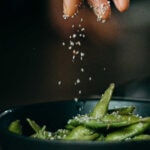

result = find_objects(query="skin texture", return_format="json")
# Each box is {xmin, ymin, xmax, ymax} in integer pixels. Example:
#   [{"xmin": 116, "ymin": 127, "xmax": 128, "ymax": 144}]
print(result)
[{"xmin": 63, "ymin": 0, "xmax": 130, "ymax": 20}]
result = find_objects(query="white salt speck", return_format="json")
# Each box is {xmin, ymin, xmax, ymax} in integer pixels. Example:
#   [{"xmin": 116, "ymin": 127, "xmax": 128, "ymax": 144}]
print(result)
[
  {"xmin": 72, "ymin": 55, "xmax": 76, "ymax": 62},
  {"xmin": 89, "ymin": 77, "xmax": 92, "ymax": 81},
  {"xmin": 78, "ymin": 24, "xmax": 81, "ymax": 28},
  {"xmin": 80, "ymin": 18, "xmax": 83, "ymax": 22},
  {"xmin": 72, "ymin": 25, "xmax": 75, "ymax": 28},
  {"xmin": 82, "ymin": 34, "xmax": 85, "ymax": 38},
  {"xmin": 76, "ymin": 41, "xmax": 81, "ymax": 46},
  {"xmin": 72, "ymin": 34, "xmax": 77, "ymax": 38},
  {"xmin": 81, "ymin": 68, "xmax": 84, "ymax": 72},
  {"xmin": 69, "ymin": 35, "xmax": 72, "ymax": 39},
  {"xmin": 62, "ymin": 42, "xmax": 66, "ymax": 46},
  {"xmin": 76, "ymin": 78, "xmax": 80, "ymax": 84},
  {"xmin": 76, "ymin": 51, "xmax": 79, "ymax": 55},
  {"xmin": 68, "ymin": 46, "xmax": 72, "ymax": 50},
  {"xmin": 104, "ymin": 67, "xmax": 106, "ymax": 71},
  {"xmin": 80, "ymin": 52, "xmax": 85, "ymax": 57},
  {"xmin": 79, "ymin": 34, "xmax": 82, "ymax": 37},
  {"xmin": 70, "ymin": 41, "xmax": 74, "ymax": 46},
  {"xmin": 78, "ymin": 90, "xmax": 82, "ymax": 94},
  {"xmin": 74, "ymin": 98, "xmax": 78, "ymax": 102},
  {"xmin": 81, "ymin": 28, "xmax": 85, "ymax": 31},
  {"xmin": 58, "ymin": 81, "xmax": 62, "ymax": 85}
]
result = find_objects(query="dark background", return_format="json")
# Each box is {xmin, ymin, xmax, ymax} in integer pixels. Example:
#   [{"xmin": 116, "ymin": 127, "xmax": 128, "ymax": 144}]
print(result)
[{"xmin": 0, "ymin": 0, "xmax": 150, "ymax": 108}]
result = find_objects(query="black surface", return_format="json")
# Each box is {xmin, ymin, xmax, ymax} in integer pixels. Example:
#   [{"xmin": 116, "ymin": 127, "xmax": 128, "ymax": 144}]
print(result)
[{"xmin": 0, "ymin": 98, "xmax": 150, "ymax": 150}]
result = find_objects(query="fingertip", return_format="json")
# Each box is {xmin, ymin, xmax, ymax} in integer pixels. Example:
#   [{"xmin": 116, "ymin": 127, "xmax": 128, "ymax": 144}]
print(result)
[
  {"xmin": 63, "ymin": 0, "xmax": 81, "ymax": 17},
  {"xmin": 88, "ymin": 0, "xmax": 111, "ymax": 21},
  {"xmin": 113, "ymin": 0, "xmax": 130, "ymax": 12}
]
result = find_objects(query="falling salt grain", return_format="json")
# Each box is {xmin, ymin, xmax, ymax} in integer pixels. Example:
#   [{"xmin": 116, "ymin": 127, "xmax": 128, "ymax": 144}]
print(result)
[
  {"xmin": 68, "ymin": 46, "xmax": 72, "ymax": 50},
  {"xmin": 81, "ymin": 68, "xmax": 84, "ymax": 72},
  {"xmin": 78, "ymin": 24, "xmax": 81, "ymax": 28},
  {"xmin": 62, "ymin": 42, "xmax": 66, "ymax": 46},
  {"xmin": 74, "ymin": 98, "xmax": 78, "ymax": 102},
  {"xmin": 72, "ymin": 34, "xmax": 77, "ymax": 38},
  {"xmin": 80, "ymin": 18, "xmax": 83, "ymax": 22},
  {"xmin": 76, "ymin": 78, "xmax": 80, "ymax": 84},
  {"xmin": 58, "ymin": 81, "xmax": 62, "ymax": 85},
  {"xmin": 81, "ymin": 28, "xmax": 85, "ymax": 31},
  {"xmin": 89, "ymin": 77, "xmax": 92, "ymax": 81},
  {"xmin": 72, "ymin": 24, "xmax": 75, "ymax": 28},
  {"xmin": 78, "ymin": 90, "xmax": 82, "ymax": 94},
  {"xmin": 70, "ymin": 41, "xmax": 74, "ymax": 46},
  {"xmin": 80, "ymin": 52, "xmax": 85, "ymax": 57},
  {"xmin": 76, "ymin": 41, "xmax": 81, "ymax": 46}
]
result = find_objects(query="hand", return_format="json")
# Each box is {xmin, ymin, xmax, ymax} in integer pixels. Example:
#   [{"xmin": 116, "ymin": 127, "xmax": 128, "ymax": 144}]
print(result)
[{"xmin": 63, "ymin": 0, "xmax": 130, "ymax": 21}]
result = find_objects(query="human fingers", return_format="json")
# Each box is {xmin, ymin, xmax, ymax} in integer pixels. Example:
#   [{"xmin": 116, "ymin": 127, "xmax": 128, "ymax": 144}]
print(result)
[
  {"xmin": 88, "ymin": 0, "xmax": 111, "ymax": 22},
  {"xmin": 63, "ymin": 0, "xmax": 82, "ymax": 17},
  {"xmin": 112, "ymin": 0, "xmax": 130, "ymax": 12}
]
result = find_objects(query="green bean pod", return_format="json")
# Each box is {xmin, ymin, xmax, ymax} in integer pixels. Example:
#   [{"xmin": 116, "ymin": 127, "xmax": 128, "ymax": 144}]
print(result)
[
  {"xmin": 8, "ymin": 120, "xmax": 22, "ymax": 135},
  {"xmin": 64, "ymin": 126, "xmax": 99, "ymax": 141},
  {"xmin": 105, "ymin": 117, "xmax": 150, "ymax": 141}
]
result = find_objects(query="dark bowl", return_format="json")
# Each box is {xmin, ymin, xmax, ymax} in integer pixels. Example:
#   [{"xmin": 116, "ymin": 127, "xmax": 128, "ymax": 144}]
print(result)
[{"xmin": 0, "ymin": 98, "xmax": 150, "ymax": 150}]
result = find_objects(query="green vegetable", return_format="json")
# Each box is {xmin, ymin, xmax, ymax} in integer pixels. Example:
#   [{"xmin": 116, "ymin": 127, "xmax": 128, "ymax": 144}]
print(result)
[
  {"xmin": 105, "ymin": 117, "xmax": 150, "ymax": 141},
  {"xmin": 90, "ymin": 83, "xmax": 115, "ymax": 118},
  {"xmin": 64, "ymin": 126, "xmax": 99, "ymax": 141},
  {"xmin": 8, "ymin": 83, "xmax": 150, "ymax": 142},
  {"xmin": 27, "ymin": 118, "xmax": 52, "ymax": 140},
  {"xmin": 8, "ymin": 120, "xmax": 22, "ymax": 135},
  {"xmin": 109, "ymin": 106, "xmax": 135, "ymax": 115}
]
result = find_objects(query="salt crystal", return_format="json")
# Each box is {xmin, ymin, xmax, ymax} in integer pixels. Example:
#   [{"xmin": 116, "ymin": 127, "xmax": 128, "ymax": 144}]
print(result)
[
  {"xmin": 72, "ymin": 24, "xmax": 75, "ymax": 28},
  {"xmin": 68, "ymin": 46, "xmax": 72, "ymax": 50},
  {"xmin": 80, "ymin": 18, "xmax": 83, "ymax": 22},
  {"xmin": 81, "ymin": 28, "xmax": 85, "ymax": 31},
  {"xmin": 76, "ymin": 41, "xmax": 81, "ymax": 46},
  {"xmin": 78, "ymin": 24, "xmax": 81, "ymax": 27},
  {"xmin": 70, "ymin": 41, "xmax": 74, "ymax": 46},
  {"xmin": 89, "ymin": 77, "xmax": 92, "ymax": 81},
  {"xmin": 76, "ymin": 78, "xmax": 80, "ymax": 84},
  {"xmin": 58, "ymin": 81, "xmax": 62, "ymax": 85},
  {"xmin": 80, "ymin": 52, "xmax": 85, "ymax": 57},
  {"xmin": 78, "ymin": 90, "xmax": 82, "ymax": 94},
  {"xmin": 62, "ymin": 42, "xmax": 66, "ymax": 46},
  {"xmin": 72, "ymin": 34, "xmax": 77, "ymax": 38},
  {"xmin": 81, "ymin": 68, "xmax": 84, "ymax": 72},
  {"xmin": 74, "ymin": 97, "xmax": 78, "ymax": 102}
]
